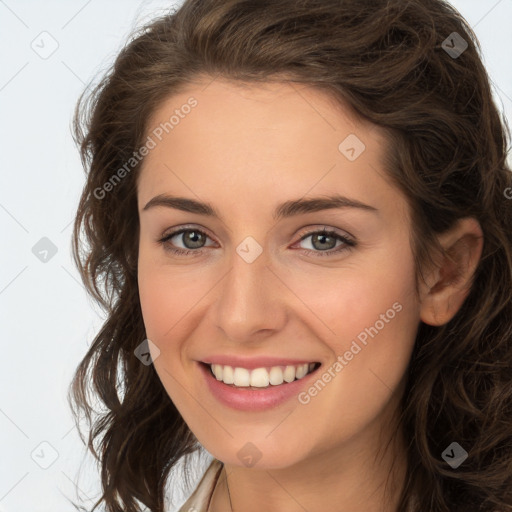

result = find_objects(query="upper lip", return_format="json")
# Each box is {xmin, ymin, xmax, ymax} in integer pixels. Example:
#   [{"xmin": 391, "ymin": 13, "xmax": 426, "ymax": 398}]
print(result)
[{"xmin": 200, "ymin": 355, "xmax": 319, "ymax": 370}]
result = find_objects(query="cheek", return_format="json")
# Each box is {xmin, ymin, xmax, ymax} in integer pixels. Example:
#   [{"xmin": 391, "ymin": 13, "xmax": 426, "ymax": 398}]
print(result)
[
  {"xmin": 136, "ymin": 252, "xmax": 217, "ymax": 396},
  {"xmin": 287, "ymin": 239, "xmax": 419, "ymax": 400},
  {"xmin": 137, "ymin": 264, "xmax": 194, "ymax": 401},
  {"xmin": 282, "ymin": 263, "xmax": 419, "ymax": 450},
  {"xmin": 138, "ymin": 269, "xmax": 174, "ymax": 341},
  {"xmin": 286, "ymin": 242, "xmax": 418, "ymax": 348},
  {"xmin": 137, "ymin": 244, "xmax": 206, "ymax": 342}
]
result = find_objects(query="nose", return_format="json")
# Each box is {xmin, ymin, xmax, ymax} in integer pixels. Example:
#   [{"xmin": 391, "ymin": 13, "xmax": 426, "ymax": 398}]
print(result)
[{"xmin": 211, "ymin": 244, "xmax": 287, "ymax": 344}]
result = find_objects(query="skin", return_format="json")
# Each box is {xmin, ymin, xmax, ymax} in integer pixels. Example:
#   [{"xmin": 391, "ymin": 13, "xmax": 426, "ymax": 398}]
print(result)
[{"xmin": 136, "ymin": 77, "xmax": 483, "ymax": 512}]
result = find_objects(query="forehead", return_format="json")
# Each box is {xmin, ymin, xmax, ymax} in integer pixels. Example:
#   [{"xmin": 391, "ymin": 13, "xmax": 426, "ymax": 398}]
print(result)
[
  {"xmin": 136, "ymin": 77, "xmax": 402, "ymax": 221},
  {"xmin": 145, "ymin": 77, "xmax": 380, "ymax": 145}
]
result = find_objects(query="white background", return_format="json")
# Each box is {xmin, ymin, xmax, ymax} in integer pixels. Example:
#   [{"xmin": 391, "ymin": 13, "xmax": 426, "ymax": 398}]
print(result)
[{"xmin": 1, "ymin": 1, "xmax": 511, "ymax": 511}]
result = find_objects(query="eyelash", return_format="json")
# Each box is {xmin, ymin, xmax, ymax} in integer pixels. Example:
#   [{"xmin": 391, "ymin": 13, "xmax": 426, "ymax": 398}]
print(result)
[{"xmin": 157, "ymin": 226, "xmax": 356, "ymax": 258}]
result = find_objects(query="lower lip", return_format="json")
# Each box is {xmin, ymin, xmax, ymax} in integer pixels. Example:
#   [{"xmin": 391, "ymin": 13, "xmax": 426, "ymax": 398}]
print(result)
[{"xmin": 198, "ymin": 362, "xmax": 320, "ymax": 411}]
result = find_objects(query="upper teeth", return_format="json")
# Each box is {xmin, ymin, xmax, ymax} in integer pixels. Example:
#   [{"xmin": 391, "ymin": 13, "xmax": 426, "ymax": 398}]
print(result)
[{"xmin": 210, "ymin": 363, "xmax": 316, "ymax": 387}]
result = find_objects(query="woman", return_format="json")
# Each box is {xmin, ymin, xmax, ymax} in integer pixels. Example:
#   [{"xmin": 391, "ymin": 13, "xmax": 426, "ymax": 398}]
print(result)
[{"xmin": 69, "ymin": 0, "xmax": 512, "ymax": 511}]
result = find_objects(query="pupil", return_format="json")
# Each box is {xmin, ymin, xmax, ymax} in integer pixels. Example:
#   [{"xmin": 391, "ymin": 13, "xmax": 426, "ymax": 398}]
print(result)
[
  {"xmin": 186, "ymin": 230, "xmax": 203, "ymax": 248},
  {"xmin": 314, "ymin": 233, "xmax": 334, "ymax": 250}
]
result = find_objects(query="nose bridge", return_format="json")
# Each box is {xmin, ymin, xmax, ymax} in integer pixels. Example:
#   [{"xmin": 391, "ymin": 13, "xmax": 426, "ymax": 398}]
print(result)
[{"xmin": 213, "ymin": 238, "xmax": 284, "ymax": 341}]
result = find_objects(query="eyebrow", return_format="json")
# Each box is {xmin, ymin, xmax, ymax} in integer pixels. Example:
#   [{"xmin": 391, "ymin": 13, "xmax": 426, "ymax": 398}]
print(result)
[
  {"xmin": 143, "ymin": 194, "xmax": 378, "ymax": 220},
  {"xmin": 143, "ymin": 193, "xmax": 378, "ymax": 220}
]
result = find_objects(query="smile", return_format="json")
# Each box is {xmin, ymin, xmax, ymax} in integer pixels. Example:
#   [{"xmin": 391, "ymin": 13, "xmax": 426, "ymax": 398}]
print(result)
[
  {"xmin": 209, "ymin": 362, "xmax": 320, "ymax": 388},
  {"xmin": 197, "ymin": 356, "xmax": 323, "ymax": 410}
]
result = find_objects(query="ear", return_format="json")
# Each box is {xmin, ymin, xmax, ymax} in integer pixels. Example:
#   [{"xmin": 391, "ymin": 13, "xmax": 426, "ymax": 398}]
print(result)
[{"xmin": 419, "ymin": 217, "xmax": 484, "ymax": 326}]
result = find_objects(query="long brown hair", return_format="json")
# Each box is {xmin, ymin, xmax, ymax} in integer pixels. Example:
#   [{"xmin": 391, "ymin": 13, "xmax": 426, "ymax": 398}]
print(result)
[{"xmin": 69, "ymin": 0, "xmax": 512, "ymax": 510}]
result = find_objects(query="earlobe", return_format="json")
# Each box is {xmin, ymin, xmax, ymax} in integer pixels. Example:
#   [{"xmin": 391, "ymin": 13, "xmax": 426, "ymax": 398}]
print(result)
[{"xmin": 419, "ymin": 218, "xmax": 484, "ymax": 326}]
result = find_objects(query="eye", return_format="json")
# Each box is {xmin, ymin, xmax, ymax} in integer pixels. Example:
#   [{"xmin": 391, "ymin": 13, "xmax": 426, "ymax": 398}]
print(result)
[
  {"xmin": 158, "ymin": 227, "xmax": 216, "ymax": 256},
  {"xmin": 157, "ymin": 225, "xmax": 356, "ymax": 258},
  {"xmin": 293, "ymin": 228, "xmax": 356, "ymax": 257}
]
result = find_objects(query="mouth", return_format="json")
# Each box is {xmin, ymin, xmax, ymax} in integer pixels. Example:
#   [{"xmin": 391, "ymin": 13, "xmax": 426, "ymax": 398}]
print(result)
[{"xmin": 200, "ymin": 361, "xmax": 322, "ymax": 389}]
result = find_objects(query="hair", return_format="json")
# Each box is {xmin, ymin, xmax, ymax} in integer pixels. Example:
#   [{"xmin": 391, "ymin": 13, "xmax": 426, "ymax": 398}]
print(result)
[{"xmin": 68, "ymin": 0, "xmax": 512, "ymax": 511}]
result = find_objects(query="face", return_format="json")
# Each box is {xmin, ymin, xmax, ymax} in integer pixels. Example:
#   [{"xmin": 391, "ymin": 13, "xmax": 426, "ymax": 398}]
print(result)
[{"xmin": 136, "ymin": 78, "xmax": 422, "ymax": 470}]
